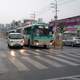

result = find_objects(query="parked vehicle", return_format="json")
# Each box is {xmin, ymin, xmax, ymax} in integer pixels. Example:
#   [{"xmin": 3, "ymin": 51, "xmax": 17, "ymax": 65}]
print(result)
[
  {"xmin": 7, "ymin": 33, "xmax": 24, "ymax": 48},
  {"xmin": 63, "ymin": 36, "xmax": 80, "ymax": 46}
]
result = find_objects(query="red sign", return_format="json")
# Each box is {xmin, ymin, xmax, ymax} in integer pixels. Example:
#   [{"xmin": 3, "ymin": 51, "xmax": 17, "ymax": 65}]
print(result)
[{"xmin": 65, "ymin": 28, "xmax": 77, "ymax": 31}]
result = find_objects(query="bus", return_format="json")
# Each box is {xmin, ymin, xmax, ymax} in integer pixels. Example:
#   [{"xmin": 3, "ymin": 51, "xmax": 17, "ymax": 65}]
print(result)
[{"xmin": 16, "ymin": 23, "xmax": 54, "ymax": 47}]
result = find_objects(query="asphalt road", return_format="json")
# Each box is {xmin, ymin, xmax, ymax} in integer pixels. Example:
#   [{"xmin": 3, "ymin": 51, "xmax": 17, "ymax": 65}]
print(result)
[{"xmin": 0, "ymin": 36, "xmax": 80, "ymax": 80}]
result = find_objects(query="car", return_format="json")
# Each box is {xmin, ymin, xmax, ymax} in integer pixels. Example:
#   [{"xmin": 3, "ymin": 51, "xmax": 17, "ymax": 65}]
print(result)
[
  {"xmin": 7, "ymin": 33, "xmax": 24, "ymax": 48},
  {"xmin": 63, "ymin": 36, "xmax": 80, "ymax": 46}
]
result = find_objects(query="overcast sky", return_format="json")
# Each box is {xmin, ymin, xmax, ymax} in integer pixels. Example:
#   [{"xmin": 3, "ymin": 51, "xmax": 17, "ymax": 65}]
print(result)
[{"xmin": 0, "ymin": 0, "xmax": 79, "ymax": 23}]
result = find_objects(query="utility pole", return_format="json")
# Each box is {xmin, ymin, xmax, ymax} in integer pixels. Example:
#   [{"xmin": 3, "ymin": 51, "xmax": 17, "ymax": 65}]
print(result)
[
  {"xmin": 54, "ymin": 0, "xmax": 58, "ymax": 26},
  {"xmin": 54, "ymin": 0, "xmax": 58, "ymax": 40},
  {"xmin": 31, "ymin": 12, "xmax": 36, "ymax": 20},
  {"xmin": 53, "ymin": 0, "xmax": 58, "ymax": 20},
  {"xmin": 50, "ymin": 0, "xmax": 59, "ymax": 48},
  {"xmin": 50, "ymin": 0, "xmax": 58, "ymax": 39}
]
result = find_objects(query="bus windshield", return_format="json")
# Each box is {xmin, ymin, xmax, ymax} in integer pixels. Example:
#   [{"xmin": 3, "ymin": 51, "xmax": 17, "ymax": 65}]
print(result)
[{"xmin": 35, "ymin": 26, "xmax": 49, "ymax": 36}]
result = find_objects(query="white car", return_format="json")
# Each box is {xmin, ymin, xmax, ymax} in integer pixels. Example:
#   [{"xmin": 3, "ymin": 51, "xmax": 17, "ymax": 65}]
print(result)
[
  {"xmin": 63, "ymin": 36, "xmax": 80, "ymax": 46},
  {"xmin": 7, "ymin": 33, "xmax": 24, "ymax": 48}
]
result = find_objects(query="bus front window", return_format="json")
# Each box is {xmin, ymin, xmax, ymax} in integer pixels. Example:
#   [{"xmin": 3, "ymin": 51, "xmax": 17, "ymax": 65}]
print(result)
[
  {"xmin": 35, "ymin": 28, "xmax": 49, "ymax": 36},
  {"xmin": 36, "ymin": 29, "xmax": 40, "ymax": 36}
]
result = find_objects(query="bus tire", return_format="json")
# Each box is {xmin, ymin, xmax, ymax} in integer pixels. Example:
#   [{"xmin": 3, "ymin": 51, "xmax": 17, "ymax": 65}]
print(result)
[
  {"xmin": 28, "ymin": 39, "xmax": 30, "ymax": 47},
  {"xmin": 44, "ymin": 45, "xmax": 47, "ymax": 48}
]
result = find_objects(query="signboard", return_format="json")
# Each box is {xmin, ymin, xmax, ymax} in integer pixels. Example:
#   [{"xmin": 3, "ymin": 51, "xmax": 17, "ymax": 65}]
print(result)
[{"xmin": 65, "ymin": 27, "xmax": 77, "ymax": 31}]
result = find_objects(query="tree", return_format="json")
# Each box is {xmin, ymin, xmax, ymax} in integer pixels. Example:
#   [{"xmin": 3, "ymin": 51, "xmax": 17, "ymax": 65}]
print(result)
[{"xmin": 58, "ymin": 22, "xmax": 65, "ymax": 33}]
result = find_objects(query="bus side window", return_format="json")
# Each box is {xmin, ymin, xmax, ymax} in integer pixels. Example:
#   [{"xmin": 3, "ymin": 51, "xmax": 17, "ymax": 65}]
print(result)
[
  {"xmin": 24, "ymin": 27, "xmax": 31, "ymax": 34},
  {"xmin": 23, "ymin": 29, "xmax": 27, "ymax": 34}
]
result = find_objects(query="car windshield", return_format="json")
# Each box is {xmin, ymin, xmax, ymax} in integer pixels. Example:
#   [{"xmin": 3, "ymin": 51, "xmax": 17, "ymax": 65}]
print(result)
[
  {"xmin": 74, "ymin": 37, "xmax": 80, "ymax": 39},
  {"xmin": 9, "ymin": 34, "xmax": 23, "ymax": 39}
]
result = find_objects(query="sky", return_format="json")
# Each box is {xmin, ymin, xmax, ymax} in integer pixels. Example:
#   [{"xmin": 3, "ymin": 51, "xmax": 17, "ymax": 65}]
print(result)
[{"xmin": 0, "ymin": 0, "xmax": 80, "ymax": 23}]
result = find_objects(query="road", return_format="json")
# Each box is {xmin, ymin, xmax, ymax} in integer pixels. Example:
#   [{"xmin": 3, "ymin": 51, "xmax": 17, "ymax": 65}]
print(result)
[{"xmin": 0, "ymin": 35, "xmax": 80, "ymax": 80}]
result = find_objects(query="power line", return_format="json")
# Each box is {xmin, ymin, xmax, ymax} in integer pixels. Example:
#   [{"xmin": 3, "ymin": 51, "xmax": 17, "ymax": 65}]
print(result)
[
  {"xmin": 58, "ymin": 0, "xmax": 76, "ymax": 5},
  {"xmin": 38, "ymin": 0, "xmax": 78, "ymax": 15},
  {"xmin": 45, "ymin": 0, "xmax": 75, "ymax": 10}
]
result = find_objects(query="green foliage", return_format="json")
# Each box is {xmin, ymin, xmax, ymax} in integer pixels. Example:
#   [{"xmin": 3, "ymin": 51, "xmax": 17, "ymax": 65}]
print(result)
[{"xmin": 58, "ymin": 22, "xmax": 65, "ymax": 33}]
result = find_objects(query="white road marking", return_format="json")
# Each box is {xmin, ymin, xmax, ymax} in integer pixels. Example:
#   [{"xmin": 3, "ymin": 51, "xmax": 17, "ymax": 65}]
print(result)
[
  {"xmin": 0, "ymin": 53, "xmax": 6, "ymax": 58},
  {"xmin": 19, "ymin": 50, "xmax": 30, "ymax": 56},
  {"xmin": 27, "ymin": 50, "xmax": 40, "ymax": 55},
  {"xmin": 35, "ymin": 49, "xmax": 49, "ymax": 54},
  {"xmin": 63, "ymin": 51, "xmax": 80, "ymax": 58},
  {"xmin": 9, "ymin": 57, "xmax": 29, "ymax": 71},
  {"xmin": 20, "ymin": 52, "xmax": 30, "ymax": 56},
  {"xmin": 45, "ymin": 49, "xmax": 61, "ymax": 54},
  {"xmin": 47, "ymin": 55, "xmax": 78, "ymax": 66},
  {"xmin": 46, "ymin": 75, "xmax": 80, "ymax": 80},
  {"xmin": 57, "ymin": 54, "xmax": 80, "ymax": 63},
  {"xmin": 0, "ymin": 58, "xmax": 8, "ymax": 73},
  {"xmin": 35, "ymin": 56, "xmax": 64, "ymax": 67},
  {"xmin": 22, "ymin": 57, "xmax": 48, "ymax": 69}
]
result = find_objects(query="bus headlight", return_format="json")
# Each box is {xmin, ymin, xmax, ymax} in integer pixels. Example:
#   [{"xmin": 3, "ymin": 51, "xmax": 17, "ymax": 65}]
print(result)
[
  {"xmin": 50, "ymin": 40, "xmax": 53, "ymax": 45},
  {"xmin": 34, "ymin": 40, "xmax": 39, "ymax": 45},
  {"xmin": 36, "ymin": 42, "xmax": 39, "ymax": 45},
  {"xmin": 50, "ymin": 42, "xmax": 53, "ymax": 45}
]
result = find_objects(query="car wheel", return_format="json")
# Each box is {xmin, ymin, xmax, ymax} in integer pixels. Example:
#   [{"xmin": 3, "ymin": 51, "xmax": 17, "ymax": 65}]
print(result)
[
  {"xmin": 71, "ymin": 43, "xmax": 74, "ymax": 47},
  {"xmin": 8, "ymin": 44, "xmax": 12, "ymax": 48},
  {"xmin": 21, "ymin": 46, "xmax": 23, "ymax": 48}
]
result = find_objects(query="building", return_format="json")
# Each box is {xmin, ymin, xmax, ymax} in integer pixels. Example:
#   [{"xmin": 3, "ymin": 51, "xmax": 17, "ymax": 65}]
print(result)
[
  {"xmin": 49, "ymin": 15, "xmax": 80, "ymax": 33},
  {"xmin": 22, "ymin": 19, "xmax": 37, "ymax": 26}
]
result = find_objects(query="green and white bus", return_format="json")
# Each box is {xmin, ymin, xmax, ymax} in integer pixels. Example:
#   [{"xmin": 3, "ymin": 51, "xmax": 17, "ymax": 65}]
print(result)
[{"xmin": 16, "ymin": 23, "xmax": 54, "ymax": 47}]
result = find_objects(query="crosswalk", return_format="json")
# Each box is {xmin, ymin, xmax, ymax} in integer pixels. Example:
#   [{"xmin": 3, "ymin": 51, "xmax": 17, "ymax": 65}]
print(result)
[
  {"xmin": 46, "ymin": 55, "xmax": 78, "ymax": 66},
  {"xmin": 8, "ymin": 57, "xmax": 30, "ymax": 71},
  {"xmin": 0, "ymin": 58, "xmax": 8, "ymax": 73},
  {"xmin": 0, "ymin": 48, "xmax": 80, "ymax": 72},
  {"xmin": 46, "ymin": 75, "xmax": 80, "ymax": 80},
  {"xmin": 22, "ymin": 56, "xmax": 48, "ymax": 69}
]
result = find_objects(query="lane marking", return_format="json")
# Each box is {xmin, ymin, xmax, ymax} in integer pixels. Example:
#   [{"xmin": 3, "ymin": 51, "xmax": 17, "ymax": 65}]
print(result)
[
  {"xmin": 27, "ymin": 50, "xmax": 40, "ymax": 55},
  {"xmin": 44, "ymin": 49, "xmax": 61, "ymax": 54},
  {"xmin": 35, "ymin": 56, "xmax": 64, "ymax": 67},
  {"xmin": 0, "ymin": 58, "xmax": 8, "ymax": 73},
  {"xmin": 63, "ymin": 51, "xmax": 80, "ymax": 58},
  {"xmin": 35, "ymin": 49, "xmax": 49, "ymax": 54},
  {"xmin": 9, "ymin": 57, "xmax": 29, "ymax": 71},
  {"xmin": 0, "ymin": 53, "xmax": 6, "ymax": 58},
  {"xmin": 47, "ymin": 55, "xmax": 78, "ymax": 66},
  {"xmin": 57, "ymin": 54, "xmax": 80, "ymax": 63},
  {"xmin": 22, "ymin": 57, "xmax": 48, "ymax": 69},
  {"xmin": 46, "ymin": 75, "xmax": 80, "ymax": 80},
  {"xmin": 19, "ymin": 50, "xmax": 30, "ymax": 56}
]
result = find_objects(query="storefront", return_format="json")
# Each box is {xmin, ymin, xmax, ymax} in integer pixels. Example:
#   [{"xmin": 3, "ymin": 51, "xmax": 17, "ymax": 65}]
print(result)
[{"xmin": 49, "ymin": 16, "xmax": 80, "ymax": 35}]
